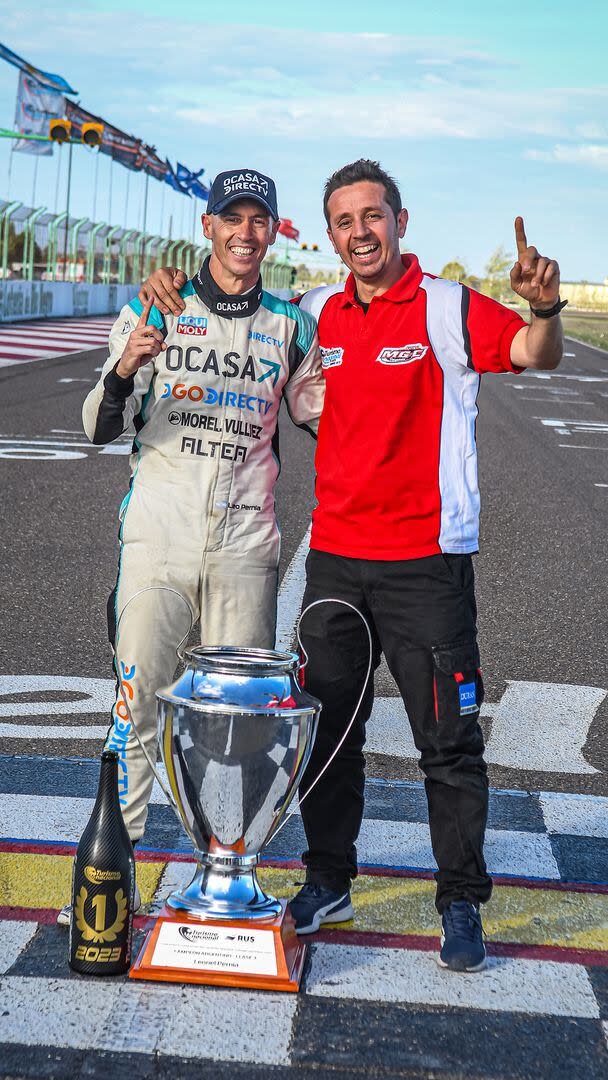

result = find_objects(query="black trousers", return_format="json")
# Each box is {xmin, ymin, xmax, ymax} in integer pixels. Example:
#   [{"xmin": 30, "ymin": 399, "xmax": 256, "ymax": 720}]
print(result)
[{"xmin": 299, "ymin": 549, "xmax": 492, "ymax": 913}]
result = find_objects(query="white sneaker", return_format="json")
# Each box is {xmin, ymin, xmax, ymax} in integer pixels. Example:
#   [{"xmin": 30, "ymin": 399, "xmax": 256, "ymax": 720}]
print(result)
[{"xmin": 57, "ymin": 883, "xmax": 141, "ymax": 926}]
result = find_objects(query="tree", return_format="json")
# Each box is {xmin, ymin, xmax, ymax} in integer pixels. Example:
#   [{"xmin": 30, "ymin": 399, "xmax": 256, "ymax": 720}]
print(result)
[
  {"xmin": 440, "ymin": 261, "xmax": 467, "ymax": 283},
  {"xmin": 482, "ymin": 246, "xmax": 513, "ymax": 301}
]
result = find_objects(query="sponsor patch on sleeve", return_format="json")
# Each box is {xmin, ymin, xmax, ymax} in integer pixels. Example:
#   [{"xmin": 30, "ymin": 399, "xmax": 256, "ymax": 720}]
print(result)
[{"xmin": 320, "ymin": 346, "xmax": 344, "ymax": 369}]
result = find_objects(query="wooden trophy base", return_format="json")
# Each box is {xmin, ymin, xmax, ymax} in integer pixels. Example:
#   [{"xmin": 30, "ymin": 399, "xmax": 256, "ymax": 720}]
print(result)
[{"xmin": 130, "ymin": 899, "xmax": 307, "ymax": 992}]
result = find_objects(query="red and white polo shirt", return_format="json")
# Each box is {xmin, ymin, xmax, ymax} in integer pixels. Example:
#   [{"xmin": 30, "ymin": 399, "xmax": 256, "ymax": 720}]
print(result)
[{"xmin": 299, "ymin": 254, "xmax": 526, "ymax": 560}]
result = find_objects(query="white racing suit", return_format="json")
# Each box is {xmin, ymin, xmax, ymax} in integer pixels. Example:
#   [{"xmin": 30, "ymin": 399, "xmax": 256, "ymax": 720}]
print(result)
[{"xmin": 82, "ymin": 259, "xmax": 322, "ymax": 840}]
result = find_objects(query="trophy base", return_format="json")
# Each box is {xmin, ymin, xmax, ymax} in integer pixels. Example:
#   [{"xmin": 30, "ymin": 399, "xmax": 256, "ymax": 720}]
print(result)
[{"xmin": 129, "ymin": 900, "xmax": 307, "ymax": 992}]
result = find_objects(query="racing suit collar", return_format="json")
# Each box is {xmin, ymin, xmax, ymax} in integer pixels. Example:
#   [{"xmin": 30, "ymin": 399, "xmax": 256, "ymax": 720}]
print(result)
[
  {"xmin": 340, "ymin": 253, "xmax": 423, "ymax": 309},
  {"xmin": 193, "ymin": 255, "xmax": 263, "ymax": 318}
]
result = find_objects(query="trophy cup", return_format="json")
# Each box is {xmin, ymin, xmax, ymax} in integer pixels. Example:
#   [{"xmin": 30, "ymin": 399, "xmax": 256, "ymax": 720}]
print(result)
[{"xmin": 130, "ymin": 646, "xmax": 320, "ymax": 991}]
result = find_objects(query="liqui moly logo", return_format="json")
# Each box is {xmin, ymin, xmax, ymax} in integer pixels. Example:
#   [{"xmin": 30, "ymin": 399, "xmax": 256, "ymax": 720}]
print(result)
[
  {"xmin": 177, "ymin": 315, "xmax": 208, "ymax": 336},
  {"xmin": 375, "ymin": 344, "xmax": 428, "ymax": 365}
]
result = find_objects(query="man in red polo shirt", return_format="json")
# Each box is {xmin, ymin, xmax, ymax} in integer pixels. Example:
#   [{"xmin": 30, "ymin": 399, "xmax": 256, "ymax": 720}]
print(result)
[{"xmin": 139, "ymin": 160, "xmax": 563, "ymax": 971}]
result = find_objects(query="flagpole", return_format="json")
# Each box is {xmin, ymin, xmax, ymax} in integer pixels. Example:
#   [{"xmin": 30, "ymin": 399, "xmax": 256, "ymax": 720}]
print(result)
[
  {"xmin": 124, "ymin": 169, "xmax": 130, "ymax": 227},
  {"xmin": 142, "ymin": 171, "xmax": 149, "ymax": 235},
  {"xmin": 160, "ymin": 180, "xmax": 165, "ymax": 236},
  {"xmin": 62, "ymin": 139, "xmax": 73, "ymax": 281},
  {"xmin": 92, "ymin": 149, "xmax": 99, "ymax": 222},
  {"xmin": 108, "ymin": 157, "xmax": 113, "ymax": 224},
  {"xmin": 6, "ymin": 143, "xmax": 14, "ymax": 201},
  {"xmin": 31, "ymin": 154, "xmax": 39, "ymax": 208},
  {"xmin": 54, "ymin": 143, "xmax": 62, "ymax": 214}
]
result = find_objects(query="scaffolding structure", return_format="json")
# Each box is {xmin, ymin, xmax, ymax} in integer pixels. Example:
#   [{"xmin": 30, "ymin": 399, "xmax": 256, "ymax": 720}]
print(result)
[{"xmin": 0, "ymin": 199, "xmax": 294, "ymax": 291}]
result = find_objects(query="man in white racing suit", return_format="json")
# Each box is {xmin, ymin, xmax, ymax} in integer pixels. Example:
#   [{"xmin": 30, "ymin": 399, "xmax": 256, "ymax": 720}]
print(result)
[{"xmin": 81, "ymin": 169, "xmax": 322, "ymax": 847}]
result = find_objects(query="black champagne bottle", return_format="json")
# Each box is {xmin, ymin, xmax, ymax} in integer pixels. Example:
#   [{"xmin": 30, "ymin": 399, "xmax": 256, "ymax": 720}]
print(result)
[{"xmin": 69, "ymin": 749, "xmax": 135, "ymax": 975}]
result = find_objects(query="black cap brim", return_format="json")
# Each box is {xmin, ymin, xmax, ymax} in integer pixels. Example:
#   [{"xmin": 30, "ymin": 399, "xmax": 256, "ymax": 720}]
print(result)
[{"xmin": 210, "ymin": 192, "xmax": 279, "ymax": 221}]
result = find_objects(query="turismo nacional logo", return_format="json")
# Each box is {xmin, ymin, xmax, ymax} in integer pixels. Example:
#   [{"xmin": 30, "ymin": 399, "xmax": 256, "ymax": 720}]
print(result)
[{"xmin": 320, "ymin": 346, "xmax": 344, "ymax": 369}]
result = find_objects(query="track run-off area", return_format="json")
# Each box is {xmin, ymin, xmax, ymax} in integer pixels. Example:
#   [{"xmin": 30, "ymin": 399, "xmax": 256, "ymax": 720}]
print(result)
[{"xmin": 0, "ymin": 319, "xmax": 606, "ymax": 1078}]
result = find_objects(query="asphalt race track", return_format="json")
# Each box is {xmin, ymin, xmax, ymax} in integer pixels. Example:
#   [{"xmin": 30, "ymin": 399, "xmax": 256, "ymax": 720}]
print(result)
[{"xmin": 0, "ymin": 325, "xmax": 607, "ymax": 1078}]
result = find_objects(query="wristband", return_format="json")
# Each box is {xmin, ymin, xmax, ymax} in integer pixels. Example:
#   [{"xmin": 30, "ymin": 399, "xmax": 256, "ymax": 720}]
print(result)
[{"xmin": 529, "ymin": 297, "xmax": 568, "ymax": 319}]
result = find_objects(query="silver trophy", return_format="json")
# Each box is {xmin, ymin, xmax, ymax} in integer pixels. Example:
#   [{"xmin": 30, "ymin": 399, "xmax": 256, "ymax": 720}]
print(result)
[{"xmin": 155, "ymin": 646, "xmax": 321, "ymax": 922}]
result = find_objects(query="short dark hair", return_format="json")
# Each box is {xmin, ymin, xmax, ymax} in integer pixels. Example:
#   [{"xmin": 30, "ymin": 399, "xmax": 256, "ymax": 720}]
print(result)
[{"xmin": 323, "ymin": 159, "xmax": 402, "ymax": 225}]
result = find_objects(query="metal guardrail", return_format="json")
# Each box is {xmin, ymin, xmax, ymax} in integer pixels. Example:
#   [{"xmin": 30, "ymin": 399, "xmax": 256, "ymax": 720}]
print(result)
[{"xmin": 0, "ymin": 199, "xmax": 294, "ymax": 291}]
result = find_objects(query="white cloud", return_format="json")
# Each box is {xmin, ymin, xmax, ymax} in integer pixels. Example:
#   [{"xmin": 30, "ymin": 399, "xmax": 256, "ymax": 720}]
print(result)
[
  {"xmin": 525, "ymin": 144, "xmax": 608, "ymax": 169},
  {"xmin": 1, "ymin": 5, "xmax": 606, "ymax": 147}
]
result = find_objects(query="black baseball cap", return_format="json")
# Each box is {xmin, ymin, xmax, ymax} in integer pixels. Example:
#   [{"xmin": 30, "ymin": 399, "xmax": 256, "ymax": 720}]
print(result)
[{"xmin": 207, "ymin": 169, "xmax": 279, "ymax": 220}]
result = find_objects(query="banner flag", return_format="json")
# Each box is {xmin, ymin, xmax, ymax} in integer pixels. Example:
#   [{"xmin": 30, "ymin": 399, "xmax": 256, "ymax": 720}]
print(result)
[
  {"xmin": 13, "ymin": 71, "xmax": 64, "ymax": 156},
  {"xmin": 66, "ymin": 101, "xmax": 143, "ymax": 171},
  {"xmin": 190, "ymin": 178, "xmax": 210, "ymax": 200},
  {"xmin": 0, "ymin": 42, "xmax": 76, "ymax": 94},
  {"xmin": 278, "ymin": 218, "xmax": 300, "ymax": 241},
  {"xmin": 140, "ymin": 143, "xmax": 168, "ymax": 182},
  {"xmin": 175, "ymin": 164, "xmax": 209, "ymax": 199},
  {"xmin": 165, "ymin": 160, "xmax": 191, "ymax": 195}
]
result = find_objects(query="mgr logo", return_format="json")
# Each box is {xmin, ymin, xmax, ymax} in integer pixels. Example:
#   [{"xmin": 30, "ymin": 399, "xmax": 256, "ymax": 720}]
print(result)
[
  {"xmin": 320, "ymin": 346, "xmax": 344, "ymax": 369},
  {"xmin": 376, "ymin": 344, "xmax": 428, "ymax": 365},
  {"xmin": 177, "ymin": 315, "xmax": 208, "ymax": 336}
]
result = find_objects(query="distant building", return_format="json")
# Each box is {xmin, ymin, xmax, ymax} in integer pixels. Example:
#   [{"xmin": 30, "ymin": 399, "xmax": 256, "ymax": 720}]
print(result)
[{"xmin": 560, "ymin": 280, "xmax": 608, "ymax": 311}]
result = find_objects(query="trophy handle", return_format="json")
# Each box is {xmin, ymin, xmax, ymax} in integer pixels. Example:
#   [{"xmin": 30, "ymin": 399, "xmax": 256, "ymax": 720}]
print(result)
[
  {"xmin": 267, "ymin": 598, "xmax": 373, "ymax": 846},
  {"xmin": 114, "ymin": 586, "xmax": 195, "ymax": 810}
]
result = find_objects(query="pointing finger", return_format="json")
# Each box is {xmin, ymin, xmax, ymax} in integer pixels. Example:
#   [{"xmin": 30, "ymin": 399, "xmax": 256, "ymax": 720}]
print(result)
[
  {"xmin": 136, "ymin": 294, "xmax": 154, "ymax": 329},
  {"xmin": 514, "ymin": 216, "xmax": 528, "ymax": 256},
  {"xmin": 510, "ymin": 261, "xmax": 523, "ymax": 288}
]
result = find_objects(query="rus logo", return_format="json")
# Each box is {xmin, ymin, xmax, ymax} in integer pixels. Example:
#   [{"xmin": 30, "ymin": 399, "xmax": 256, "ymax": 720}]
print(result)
[{"xmin": 376, "ymin": 344, "xmax": 429, "ymax": 365}]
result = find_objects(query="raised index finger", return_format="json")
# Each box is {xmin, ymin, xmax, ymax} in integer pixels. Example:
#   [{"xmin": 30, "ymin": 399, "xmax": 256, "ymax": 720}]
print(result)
[
  {"xmin": 137, "ymin": 295, "xmax": 154, "ymax": 328},
  {"xmin": 514, "ymin": 216, "xmax": 528, "ymax": 256}
]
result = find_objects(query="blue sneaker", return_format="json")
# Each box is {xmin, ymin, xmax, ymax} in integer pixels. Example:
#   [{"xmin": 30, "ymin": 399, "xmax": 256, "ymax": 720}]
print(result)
[
  {"xmin": 438, "ymin": 900, "xmax": 486, "ymax": 972},
  {"xmin": 288, "ymin": 883, "xmax": 354, "ymax": 935}
]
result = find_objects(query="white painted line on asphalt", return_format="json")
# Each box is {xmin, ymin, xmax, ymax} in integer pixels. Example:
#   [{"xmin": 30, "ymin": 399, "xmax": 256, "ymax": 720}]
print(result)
[
  {"xmin": 539, "ymin": 791, "xmax": 608, "ymax": 838},
  {"xmin": 98, "ymin": 443, "xmax": 132, "ymax": 455},
  {"xmin": 0, "ymin": 795, "xmax": 561, "ymax": 877},
  {"xmin": 147, "ymin": 860, "xmax": 195, "ymax": 914},
  {"xmin": 367, "ymin": 680, "xmax": 604, "ymax": 775},
  {"xmin": 356, "ymin": 819, "xmax": 560, "ymax": 879},
  {"xmin": 0, "ymin": 922, "xmax": 38, "ymax": 974},
  {"xmin": 0, "ymin": 724, "xmax": 107, "ymax": 739},
  {"xmin": 276, "ymin": 525, "xmax": 310, "ymax": 650},
  {"xmin": 0, "ymin": 794, "xmax": 94, "ymax": 842},
  {"xmin": 483, "ymin": 681, "xmax": 603, "ymax": 774},
  {"xmin": 306, "ymin": 944, "xmax": 600, "ymax": 1018},
  {"xmin": 566, "ymin": 336, "xmax": 608, "ymax": 357},
  {"xmin": 1, "ymin": 675, "xmax": 603, "ymax": 780},
  {"xmin": 365, "ymin": 696, "xmax": 416, "ymax": 757},
  {"xmin": 558, "ymin": 444, "xmax": 608, "ymax": 450},
  {"xmin": 0, "ymin": 976, "xmax": 296, "ymax": 1064},
  {"xmin": 0, "ymin": 675, "xmax": 115, "ymax": 716}
]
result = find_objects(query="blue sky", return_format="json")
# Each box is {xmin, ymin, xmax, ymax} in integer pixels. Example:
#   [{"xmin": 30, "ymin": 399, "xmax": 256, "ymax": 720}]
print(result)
[{"xmin": 0, "ymin": 0, "xmax": 606, "ymax": 280}]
